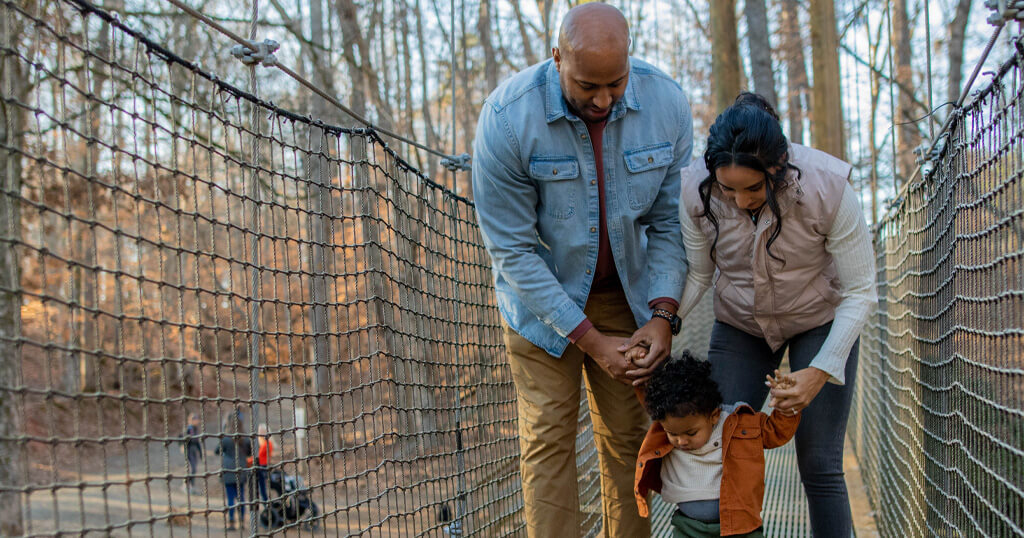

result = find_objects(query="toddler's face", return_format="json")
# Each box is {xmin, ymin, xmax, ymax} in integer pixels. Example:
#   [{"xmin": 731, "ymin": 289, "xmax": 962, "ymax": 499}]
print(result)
[{"xmin": 661, "ymin": 408, "xmax": 721, "ymax": 451}]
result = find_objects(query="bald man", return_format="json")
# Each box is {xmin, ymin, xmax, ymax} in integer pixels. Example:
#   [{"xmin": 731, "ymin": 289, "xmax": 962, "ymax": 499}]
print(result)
[{"xmin": 471, "ymin": 3, "xmax": 692, "ymax": 536}]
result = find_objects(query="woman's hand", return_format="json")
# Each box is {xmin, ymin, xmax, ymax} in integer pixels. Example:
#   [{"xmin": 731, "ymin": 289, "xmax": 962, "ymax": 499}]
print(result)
[{"xmin": 768, "ymin": 367, "xmax": 830, "ymax": 414}]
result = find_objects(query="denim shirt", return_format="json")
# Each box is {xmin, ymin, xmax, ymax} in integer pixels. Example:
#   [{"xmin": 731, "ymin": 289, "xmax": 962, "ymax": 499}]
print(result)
[{"xmin": 472, "ymin": 58, "xmax": 692, "ymax": 357}]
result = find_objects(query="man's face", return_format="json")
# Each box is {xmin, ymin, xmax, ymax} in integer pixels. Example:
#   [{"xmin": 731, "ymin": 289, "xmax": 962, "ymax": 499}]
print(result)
[{"xmin": 553, "ymin": 47, "xmax": 629, "ymax": 123}]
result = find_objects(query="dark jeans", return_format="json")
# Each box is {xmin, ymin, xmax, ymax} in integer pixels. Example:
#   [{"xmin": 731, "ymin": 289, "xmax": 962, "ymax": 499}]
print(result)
[
  {"xmin": 255, "ymin": 468, "xmax": 269, "ymax": 501},
  {"xmin": 708, "ymin": 320, "xmax": 858, "ymax": 537},
  {"xmin": 185, "ymin": 448, "xmax": 200, "ymax": 488},
  {"xmin": 223, "ymin": 482, "xmax": 246, "ymax": 522}
]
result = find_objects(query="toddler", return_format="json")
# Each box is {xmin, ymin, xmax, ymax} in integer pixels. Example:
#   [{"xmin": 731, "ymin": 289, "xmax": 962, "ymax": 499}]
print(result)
[{"xmin": 632, "ymin": 351, "xmax": 800, "ymax": 537}]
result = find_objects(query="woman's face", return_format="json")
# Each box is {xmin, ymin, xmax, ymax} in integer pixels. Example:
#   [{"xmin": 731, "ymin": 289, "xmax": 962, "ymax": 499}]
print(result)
[{"xmin": 715, "ymin": 164, "xmax": 768, "ymax": 211}]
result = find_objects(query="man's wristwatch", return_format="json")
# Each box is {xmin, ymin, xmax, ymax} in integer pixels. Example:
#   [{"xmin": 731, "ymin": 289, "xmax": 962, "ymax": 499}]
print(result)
[{"xmin": 651, "ymin": 308, "xmax": 681, "ymax": 335}]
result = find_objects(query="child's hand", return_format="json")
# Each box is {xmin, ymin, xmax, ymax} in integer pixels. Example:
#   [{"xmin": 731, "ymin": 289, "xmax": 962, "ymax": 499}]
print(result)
[
  {"xmin": 625, "ymin": 344, "xmax": 649, "ymax": 364},
  {"xmin": 765, "ymin": 369, "xmax": 799, "ymax": 414}
]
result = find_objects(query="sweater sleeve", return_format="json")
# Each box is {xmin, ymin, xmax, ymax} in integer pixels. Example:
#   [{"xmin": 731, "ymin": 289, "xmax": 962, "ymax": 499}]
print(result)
[
  {"xmin": 811, "ymin": 184, "xmax": 879, "ymax": 384},
  {"xmin": 676, "ymin": 199, "xmax": 715, "ymax": 322}
]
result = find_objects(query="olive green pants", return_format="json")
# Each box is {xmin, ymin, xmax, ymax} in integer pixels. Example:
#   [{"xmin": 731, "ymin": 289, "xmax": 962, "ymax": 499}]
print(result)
[
  {"xmin": 503, "ymin": 287, "xmax": 650, "ymax": 538},
  {"xmin": 670, "ymin": 510, "xmax": 765, "ymax": 538}
]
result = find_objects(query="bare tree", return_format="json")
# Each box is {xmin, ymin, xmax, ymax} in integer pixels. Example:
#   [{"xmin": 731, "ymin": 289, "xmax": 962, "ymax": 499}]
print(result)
[
  {"xmin": 415, "ymin": 0, "xmax": 440, "ymax": 178},
  {"xmin": 539, "ymin": 0, "xmax": 554, "ymax": 52},
  {"xmin": 746, "ymin": 0, "xmax": 778, "ymax": 108},
  {"xmin": 947, "ymin": 0, "xmax": 972, "ymax": 105},
  {"xmin": 511, "ymin": 1, "xmax": 538, "ymax": 66},
  {"xmin": 711, "ymin": 0, "xmax": 741, "ymax": 112},
  {"xmin": 779, "ymin": 0, "xmax": 807, "ymax": 144},
  {"xmin": 478, "ymin": 0, "xmax": 498, "ymax": 93},
  {"xmin": 0, "ymin": 2, "xmax": 30, "ymax": 534},
  {"xmin": 893, "ymin": 0, "xmax": 921, "ymax": 182},
  {"xmin": 809, "ymin": 0, "xmax": 844, "ymax": 159}
]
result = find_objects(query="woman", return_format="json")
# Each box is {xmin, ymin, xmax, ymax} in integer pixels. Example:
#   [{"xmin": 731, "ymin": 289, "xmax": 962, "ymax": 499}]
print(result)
[
  {"xmin": 215, "ymin": 409, "xmax": 252, "ymax": 530},
  {"xmin": 674, "ymin": 92, "xmax": 876, "ymax": 535}
]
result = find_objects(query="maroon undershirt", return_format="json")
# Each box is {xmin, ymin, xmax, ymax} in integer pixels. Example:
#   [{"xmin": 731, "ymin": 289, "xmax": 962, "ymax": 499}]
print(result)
[{"xmin": 567, "ymin": 119, "xmax": 677, "ymax": 343}]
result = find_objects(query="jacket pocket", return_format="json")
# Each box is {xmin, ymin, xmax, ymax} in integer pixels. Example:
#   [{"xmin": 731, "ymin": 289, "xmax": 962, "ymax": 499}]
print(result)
[
  {"xmin": 529, "ymin": 156, "xmax": 579, "ymax": 220},
  {"xmin": 623, "ymin": 142, "xmax": 673, "ymax": 210},
  {"xmin": 729, "ymin": 427, "xmax": 764, "ymax": 460}
]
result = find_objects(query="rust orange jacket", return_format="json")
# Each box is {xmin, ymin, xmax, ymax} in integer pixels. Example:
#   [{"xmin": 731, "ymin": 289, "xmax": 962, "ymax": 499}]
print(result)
[{"xmin": 634, "ymin": 404, "xmax": 801, "ymax": 536}]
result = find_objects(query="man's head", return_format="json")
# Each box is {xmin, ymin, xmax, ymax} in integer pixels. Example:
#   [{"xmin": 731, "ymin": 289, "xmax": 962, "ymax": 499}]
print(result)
[{"xmin": 552, "ymin": 3, "xmax": 630, "ymax": 123}]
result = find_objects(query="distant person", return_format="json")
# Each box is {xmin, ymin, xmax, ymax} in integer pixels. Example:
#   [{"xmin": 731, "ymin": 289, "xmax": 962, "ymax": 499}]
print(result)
[
  {"xmin": 215, "ymin": 410, "xmax": 252, "ymax": 530},
  {"xmin": 471, "ymin": 3, "xmax": 692, "ymax": 535},
  {"xmin": 249, "ymin": 423, "xmax": 273, "ymax": 502},
  {"xmin": 655, "ymin": 92, "xmax": 878, "ymax": 535},
  {"xmin": 632, "ymin": 352, "xmax": 800, "ymax": 537},
  {"xmin": 182, "ymin": 413, "xmax": 203, "ymax": 494}
]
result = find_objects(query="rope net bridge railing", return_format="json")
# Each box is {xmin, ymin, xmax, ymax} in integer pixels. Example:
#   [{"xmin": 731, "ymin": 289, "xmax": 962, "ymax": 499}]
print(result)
[
  {"xmin": 848, "ymin": 34, "xmax": 1024, "ymax": 538},
  {"xmin": 0, "ymin": 0, "xmax": 609, "ymax": 535}
]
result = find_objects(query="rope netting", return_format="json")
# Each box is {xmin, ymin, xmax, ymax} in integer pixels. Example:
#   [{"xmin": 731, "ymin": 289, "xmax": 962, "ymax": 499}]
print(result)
[
  {"xmin": 0, "ymin": 0, "xmax": 541, "ymax": 535},
  {"xmin": 849, "ymin": 35, "xmax": 1024, "ymax": 538}
]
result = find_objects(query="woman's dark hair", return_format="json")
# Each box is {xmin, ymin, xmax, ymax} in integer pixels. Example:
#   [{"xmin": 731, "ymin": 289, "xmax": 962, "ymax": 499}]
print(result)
[
  {"xmin": 734, "ymin": 91, "xmax": 780, "ymax": 121},
  {"xmin": 699, "ymin": 91, "xmax": 799, "ymax": 263},
  {"xmin": 642, "ymin": 351, "xmax": 723, "ymax": 421}
]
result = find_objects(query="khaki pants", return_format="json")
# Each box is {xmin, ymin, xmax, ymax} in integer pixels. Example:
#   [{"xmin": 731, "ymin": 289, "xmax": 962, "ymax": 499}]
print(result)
[{"xmin": 503, "ymin": 287, "xmax": 651, "ymax": 538}]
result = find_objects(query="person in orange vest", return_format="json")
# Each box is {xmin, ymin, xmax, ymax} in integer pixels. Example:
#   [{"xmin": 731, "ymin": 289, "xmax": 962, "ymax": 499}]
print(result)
[{"xmin": 249, "ymin": 423, "xmax": 273, "ymax": 502}]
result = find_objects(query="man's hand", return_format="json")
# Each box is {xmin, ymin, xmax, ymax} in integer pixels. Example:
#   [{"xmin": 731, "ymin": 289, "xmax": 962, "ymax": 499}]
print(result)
[
  {"xmin": 768, "ymin": 367, "xmax": 830, "ymax": 414},
  {"xmin": 575, "ymin": 329, "xmax": 633, "ymax": 384},
  {"xmin": 618, "ymin": 318, "xmax": 673, "ymax": 386}
]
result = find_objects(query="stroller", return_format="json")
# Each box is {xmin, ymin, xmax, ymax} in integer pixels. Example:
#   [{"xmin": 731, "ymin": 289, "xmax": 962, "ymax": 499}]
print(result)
[{"xmin": 258, "ymin": 470, "xmax": 320, "ymax": 530}]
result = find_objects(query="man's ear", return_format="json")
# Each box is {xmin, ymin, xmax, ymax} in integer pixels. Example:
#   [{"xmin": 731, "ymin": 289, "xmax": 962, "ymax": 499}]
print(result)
[{"xmin": 552, "ymin": 47, "xmax": 561, "ymax": 71}]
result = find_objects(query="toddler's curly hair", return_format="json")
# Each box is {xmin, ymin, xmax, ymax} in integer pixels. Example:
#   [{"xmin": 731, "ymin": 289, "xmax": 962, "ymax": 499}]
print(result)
[{"xmin": 642, "ymin": 351, "xmax": 723, "ymax": 421}]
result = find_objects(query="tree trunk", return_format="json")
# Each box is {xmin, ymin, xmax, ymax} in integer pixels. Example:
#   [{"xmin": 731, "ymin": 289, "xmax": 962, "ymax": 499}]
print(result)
[
  {"xmin": 512, "ymin": 1, "xmax": 538, "ymax": 66},
  {"xmin": 539, "ymin": 0, "xmax": 554, "ymax": 53},
  {"xmin": 745, "ymin": 0, "xmax": 777, "ymax": 108},
  {"xmin": 809, "ymin": 0, "xmax": 845, "ymax": 159},
  {"xmin": 458, "ymin": 0, "xmax": 474, "ymax": 191},
  {"xmin": 0, "ymin": 5, "xmax": 28, "ymax": 533},
  {"xmin": 867, "ymin": 16, "xmax": 884, "ymax": 227},
  {"xmin": 710, "ymin": 0, "xmax": 741, "ymax": 113},
  {"xmin": 947, "ymin": 0, "xmax": 972, "ymax": 105},
  {"xmin": 893, "ymin": 0, "xmax": 920, "ymax": 182},
  {"xmin": 780, "ymin": 0, "xmax": 807, "ymax": 144},
  {"xmin": 415, "ymin": 0, "xmax": 439, "ymax": 179},
  {"xmin": 335, "ymin": 0, "xmax": 368, "ymax": 120},
  {"xmin": 307, "ymin": 0, "xmax": 339, "ymax": 459},
  {"xmin": 478, "ymin": 0, "xmax": 498, "ymax": 93}
]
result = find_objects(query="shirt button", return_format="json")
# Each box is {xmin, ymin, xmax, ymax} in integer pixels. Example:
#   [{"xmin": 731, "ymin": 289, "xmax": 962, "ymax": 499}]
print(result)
[
  {"xmin": 581, "ymin": 133, "xmax": 587, "ymax": 139},
  {"xmin": 647, "ymin": 156, "xmax": 654, "ymax": 164},
  {"xmin": 590, "ymin": 180, "xmax": 596, "ymax": 186},
  {"xmin": 654, "ymin": 450, "xmax": 660, "ymax": 456},
  {"xmin": 590, "ymin": 226, "xmax": 597, "ymax": 233},
  {"xmin": 741, "ymin": 430, "xmax": 748, "ymax": 435},
  {"xmin": 552, "ymin": 168, "xmax": 558, "ymax": 174},
  {"xmin": 714, "ymin": 441, "xmax": 719, "ymax": 447},
  {"xmin": 637, "ymin": 462, "xmax": 643, "ymax": 468},
  {"xmin": 586, "ymin": 269, "xmax": 592, "ymax": 274}
]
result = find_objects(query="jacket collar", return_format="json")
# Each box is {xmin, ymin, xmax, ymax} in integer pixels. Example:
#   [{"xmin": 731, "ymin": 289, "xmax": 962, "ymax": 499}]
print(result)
[{"xmin": 544, "ymin": 59, "xmax": 641, "ymax": 124}]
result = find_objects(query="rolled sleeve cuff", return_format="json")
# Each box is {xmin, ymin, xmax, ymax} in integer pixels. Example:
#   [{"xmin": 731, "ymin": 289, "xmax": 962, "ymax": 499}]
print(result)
[{"xmin": 568, "ymin": 319, "xmax": 594, "ymax": 343}]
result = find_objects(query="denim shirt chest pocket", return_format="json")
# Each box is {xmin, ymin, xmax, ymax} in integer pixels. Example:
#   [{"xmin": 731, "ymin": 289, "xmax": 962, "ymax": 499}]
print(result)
[
  {"xmin": 529, "ymin": 156, "xmax": 580, "ymax": 220},
  {"xmin": 623, "ymin": 142, "xmax": 673, "ymax": 210}
]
